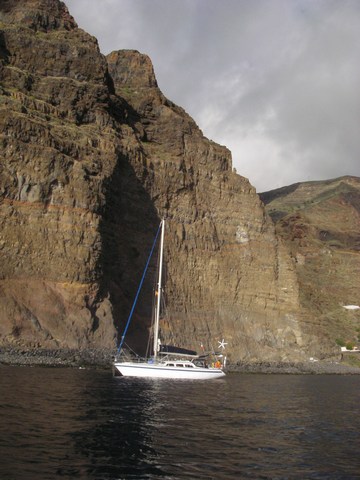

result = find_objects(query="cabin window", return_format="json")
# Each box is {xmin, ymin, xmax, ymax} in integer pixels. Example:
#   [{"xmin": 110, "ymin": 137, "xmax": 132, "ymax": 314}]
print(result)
[
  {"xmin": 185, "ymin": 364, "xmax": 194, "ymax": 368},
  {"xmin": 176, "ymin": 364, "xmax": 184, "ymax": 367},
  {"xmin": 167, "ymin": 363, "xmax": 174, "ymax": 367}
]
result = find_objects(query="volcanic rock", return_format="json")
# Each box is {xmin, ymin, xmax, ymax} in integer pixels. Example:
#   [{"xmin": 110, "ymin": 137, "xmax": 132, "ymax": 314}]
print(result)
[
  {"xmin": 260, "ymin": 176, "xmax": 360, "ymax": 352},
  {"xmin": 0, "ymin": 0, "xmax": 337, "ymax": 363},
  {"xmin": 106, "ymin": 49, "xmax": 323, "ymax": 362}
]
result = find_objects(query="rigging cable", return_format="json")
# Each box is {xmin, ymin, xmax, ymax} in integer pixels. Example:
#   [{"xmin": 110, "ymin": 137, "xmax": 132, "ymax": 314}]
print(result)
[{"xmin": 117, "ymin": 221, "xmax": 162, "ymax": 355}]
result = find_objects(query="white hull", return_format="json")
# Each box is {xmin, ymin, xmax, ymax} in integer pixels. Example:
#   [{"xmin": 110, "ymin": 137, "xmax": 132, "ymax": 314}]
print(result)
[{"xmin": 114, "ymin": 361, "xmax": 225, "ymax": 380}]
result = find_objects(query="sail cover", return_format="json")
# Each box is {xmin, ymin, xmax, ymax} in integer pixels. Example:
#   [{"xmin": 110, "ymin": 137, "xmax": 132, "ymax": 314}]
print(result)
[{"xmin": 159, "ymin": 345, "xmax": 198, "ymax": 357}]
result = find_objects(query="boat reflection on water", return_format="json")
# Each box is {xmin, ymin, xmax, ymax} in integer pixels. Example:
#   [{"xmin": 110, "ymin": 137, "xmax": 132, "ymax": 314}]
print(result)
[
  {"xmin": 1, "ymin": 367, "xmax": 359, "ymax": 480},
  {"xmin": 72, "ymin": 376, "xmax": 168, "ymax": 478}
]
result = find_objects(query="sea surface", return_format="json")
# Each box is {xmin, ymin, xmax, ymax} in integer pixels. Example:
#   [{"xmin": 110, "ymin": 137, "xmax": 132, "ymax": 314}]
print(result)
[{"xmin": 0, "ymin": 366, "xmax": 359, "ymax": 479}]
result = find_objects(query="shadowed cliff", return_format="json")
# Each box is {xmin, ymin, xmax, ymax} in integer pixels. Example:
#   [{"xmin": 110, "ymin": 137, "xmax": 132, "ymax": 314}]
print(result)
[{"xmin": 0, "ymin": 0, "xmax": 160, "ymax": 351}]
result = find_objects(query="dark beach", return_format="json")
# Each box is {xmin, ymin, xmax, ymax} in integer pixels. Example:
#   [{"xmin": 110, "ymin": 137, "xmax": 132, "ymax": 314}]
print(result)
[{"xmin": 1, "ymin": 347, "xmax": 360, "ymax": 374}]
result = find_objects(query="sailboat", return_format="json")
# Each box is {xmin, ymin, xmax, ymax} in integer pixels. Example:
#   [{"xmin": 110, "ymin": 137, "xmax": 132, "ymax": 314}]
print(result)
[{"xmin": 113, "ymin": 219, "xmax": 226, "ymax": 380}]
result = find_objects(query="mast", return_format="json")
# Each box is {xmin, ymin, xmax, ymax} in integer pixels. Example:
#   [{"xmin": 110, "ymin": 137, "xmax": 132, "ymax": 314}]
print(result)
[{"xmin": 153, "ymin": 218, "xmax": 165, "ymax": 360}]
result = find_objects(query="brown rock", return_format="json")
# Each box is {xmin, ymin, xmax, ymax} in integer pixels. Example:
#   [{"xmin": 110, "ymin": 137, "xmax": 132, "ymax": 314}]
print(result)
[
  {"xmin": 261, "ymin": 176, "xmax": 360, "ymax": 353},
  {"xmin": 0, "ymin": 0, "xmax": 121, "ymax": 349},
  {"xmin": 0, "ymin": 0, "xmax": 335, "ymax": 363},
  {"xmin": 0, "ymin": 0, "xmax": 77, "ymax": 32},
  {"xmin": 107, "ymin": 49, "xmax": 317, "ymax": 363}
]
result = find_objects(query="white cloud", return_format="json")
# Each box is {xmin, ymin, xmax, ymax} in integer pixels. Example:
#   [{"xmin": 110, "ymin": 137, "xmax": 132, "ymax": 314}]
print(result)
[{"xmin": 65, "ymin": 0, "xmax": 360, "ymax": 192}]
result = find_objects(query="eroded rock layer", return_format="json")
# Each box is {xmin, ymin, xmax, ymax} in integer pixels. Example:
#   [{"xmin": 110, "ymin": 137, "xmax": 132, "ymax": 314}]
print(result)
[
  {"xmin": 0, "ymin": 0, "xmax": 329, "ymax": 361},
  {"xmin": 0, "ymin": 0, "xmax": 127, "ymax": 349},
  {"xmin": 260, "ymin": 176, "xmax": 360, "ymax": 352}
]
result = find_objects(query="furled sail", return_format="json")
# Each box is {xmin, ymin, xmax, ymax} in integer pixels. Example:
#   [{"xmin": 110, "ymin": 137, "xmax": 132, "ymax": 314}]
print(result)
[{"xmin": 159, "ymin": 345, "xmax": 198, "ymax": 357}]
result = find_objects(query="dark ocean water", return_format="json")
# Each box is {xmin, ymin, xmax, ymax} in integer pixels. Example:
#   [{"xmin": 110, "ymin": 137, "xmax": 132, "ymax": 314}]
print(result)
[{"xmin": 0, "ymin": 366, "xmax": 359, "ymax": 480}]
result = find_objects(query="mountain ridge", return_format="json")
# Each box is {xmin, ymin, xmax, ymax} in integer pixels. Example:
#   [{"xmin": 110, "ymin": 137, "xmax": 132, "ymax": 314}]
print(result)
[{"xmin": 261, "ymin": 175, "xmax": 360, "ymax": 352}]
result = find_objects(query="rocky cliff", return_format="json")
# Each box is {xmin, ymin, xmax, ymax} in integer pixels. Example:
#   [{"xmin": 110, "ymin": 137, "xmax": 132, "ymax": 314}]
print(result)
[
  {"xmin": 260, "ymin": 176, "xmax": 360, "ymax": 351},
  {"xmin": 0, "ymin": 0, "xmax": 334, "ymax": 362}
]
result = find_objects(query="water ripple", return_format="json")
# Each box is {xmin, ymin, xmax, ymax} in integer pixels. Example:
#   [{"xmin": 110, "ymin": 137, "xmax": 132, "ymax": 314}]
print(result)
[{"xmin": 0, "ymin": 367, "xmax": 359, "ymax": 479}]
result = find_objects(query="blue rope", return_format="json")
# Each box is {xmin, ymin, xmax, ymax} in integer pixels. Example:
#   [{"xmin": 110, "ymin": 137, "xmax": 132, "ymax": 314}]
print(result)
[{"xmin": 117, "ymin": 221, "xmax": 162, "ymax": 354}]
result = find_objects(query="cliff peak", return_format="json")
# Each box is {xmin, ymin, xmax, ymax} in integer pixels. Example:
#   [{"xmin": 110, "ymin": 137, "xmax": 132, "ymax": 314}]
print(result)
[
  {"xmin": 0, "ymin": 0, "xmax": 77, "ymax": 32},
  {"xmin": 107, "ymin": 49, "xmax": 158, "ymax": 89}
]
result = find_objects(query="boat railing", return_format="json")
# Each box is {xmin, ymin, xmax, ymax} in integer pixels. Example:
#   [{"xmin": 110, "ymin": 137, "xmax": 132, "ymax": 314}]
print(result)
[{"xmin": 115, "ymin": 349, "xmax": 149, "ymax": 363}]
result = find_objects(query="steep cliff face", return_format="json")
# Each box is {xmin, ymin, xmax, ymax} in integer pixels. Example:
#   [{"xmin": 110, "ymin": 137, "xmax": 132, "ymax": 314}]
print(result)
[
  {"xmin": 0, "ymin": 0, "xmax": 127, "ymax": 348},
  {"xmin": 260, "ymin": 176, "xmax": 360, "ymax": 351},
  {"xmin": 107, "ymin": 50, "xmax": 320, "ymax": 362},
  {"xmin": 0, "ymin": 0, "xmax": 325, "ymax": 361}
]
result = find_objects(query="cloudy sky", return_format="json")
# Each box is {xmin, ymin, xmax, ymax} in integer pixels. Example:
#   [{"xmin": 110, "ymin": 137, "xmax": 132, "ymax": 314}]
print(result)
[{"xmin": 65, "ymin": 0, "xmax": 360, "ymax": 192}]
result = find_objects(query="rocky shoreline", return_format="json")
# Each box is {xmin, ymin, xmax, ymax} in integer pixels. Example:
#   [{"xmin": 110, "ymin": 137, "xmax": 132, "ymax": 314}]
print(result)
[
  {"xmin": 1, "ymin": 347, "xmax": 360, "ymax": 374},
  {"xmin": 227, "ymin": 360, "xmax": 360, "ymax": 375},
  {"xmin": 0, "ymin": 347, "xmax": 116, "ymax": 369}
]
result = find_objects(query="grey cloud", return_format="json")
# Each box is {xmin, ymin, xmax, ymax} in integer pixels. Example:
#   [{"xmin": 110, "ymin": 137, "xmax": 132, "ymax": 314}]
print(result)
[{"xmin": 66, "ymin": 0, "xmax": 360, "ymax": 191}]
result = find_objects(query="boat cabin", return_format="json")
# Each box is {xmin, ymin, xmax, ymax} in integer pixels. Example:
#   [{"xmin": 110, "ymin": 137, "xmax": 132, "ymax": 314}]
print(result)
[{"xmin": 164, "ymin": 360, "xmax": 196, "ymax": 368}]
